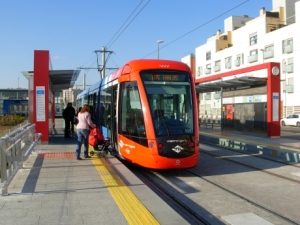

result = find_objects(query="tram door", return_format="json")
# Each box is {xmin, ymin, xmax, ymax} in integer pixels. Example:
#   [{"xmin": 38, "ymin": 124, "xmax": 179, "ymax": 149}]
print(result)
[{"xmin": 107, "ymin": 85, "xmax": 118, "ymax": 149}]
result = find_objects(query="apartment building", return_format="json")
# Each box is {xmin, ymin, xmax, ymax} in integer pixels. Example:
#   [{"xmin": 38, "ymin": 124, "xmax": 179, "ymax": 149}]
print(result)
[{"xmin": 183, "ymin": 0, "xmax": 299, "ymax": 122}]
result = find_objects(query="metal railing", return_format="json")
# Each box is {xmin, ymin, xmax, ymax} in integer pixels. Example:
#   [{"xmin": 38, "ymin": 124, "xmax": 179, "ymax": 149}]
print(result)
[{"xmin": 0, "ymin": 123, "xmax": 42, "ymax": 195}]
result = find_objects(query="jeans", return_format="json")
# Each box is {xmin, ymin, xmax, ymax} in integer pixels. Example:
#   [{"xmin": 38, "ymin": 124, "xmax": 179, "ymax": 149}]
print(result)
[{"xmin": 75, "ymin": 129, "xmax": 90, "ymax": 158}]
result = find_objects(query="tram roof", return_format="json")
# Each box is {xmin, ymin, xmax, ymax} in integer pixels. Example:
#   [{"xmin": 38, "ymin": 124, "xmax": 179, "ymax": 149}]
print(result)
[
  {"xmin": 195, "ymin": 76, "xmax": 267, "ymax": 93},
  {"xmin": 22, "ymin": 70, "xmax": 80, "ymax": 91}
]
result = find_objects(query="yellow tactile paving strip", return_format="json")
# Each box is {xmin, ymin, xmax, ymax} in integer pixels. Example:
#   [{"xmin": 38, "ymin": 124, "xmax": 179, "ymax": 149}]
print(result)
[
  {"xmin": 91, "ymin": 156, "xmax": 159, "ymax": 225},
  {"xmin": 38, "ymin": 152, "xmax": 76, "ymax": 158}
]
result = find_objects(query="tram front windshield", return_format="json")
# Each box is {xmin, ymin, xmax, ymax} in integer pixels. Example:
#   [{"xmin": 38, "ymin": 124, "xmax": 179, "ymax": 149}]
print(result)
[{"xmin": 141, "ymin": 71, "xmax": 194, "ymax": 136}]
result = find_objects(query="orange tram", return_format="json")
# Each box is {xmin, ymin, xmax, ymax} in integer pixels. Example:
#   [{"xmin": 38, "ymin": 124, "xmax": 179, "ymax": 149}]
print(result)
[{"xmin": 76, "ymin": 59, "xmax": 199, "ymax": 169}]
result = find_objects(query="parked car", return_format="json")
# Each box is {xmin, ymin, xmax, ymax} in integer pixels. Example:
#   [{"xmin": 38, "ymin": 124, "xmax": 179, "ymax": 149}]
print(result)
[{"xmin": 281, "ymin": 114, "xmax": 300, "ymax": 127}]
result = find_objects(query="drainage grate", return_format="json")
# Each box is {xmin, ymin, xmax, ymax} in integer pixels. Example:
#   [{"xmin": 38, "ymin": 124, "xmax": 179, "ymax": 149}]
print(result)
[{"xmin": 38, "ymin": 152, "xmax": 76, "ymax": 158}]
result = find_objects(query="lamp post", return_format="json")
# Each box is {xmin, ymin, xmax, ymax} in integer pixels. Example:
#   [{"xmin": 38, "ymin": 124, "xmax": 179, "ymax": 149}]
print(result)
[
  {"xmin": 157, "ymin": 40, "xmax": 163, "ymax": 59},
  {"xmin": 18, "ymin": 78, "xmax": 19, "ymax": 88}
]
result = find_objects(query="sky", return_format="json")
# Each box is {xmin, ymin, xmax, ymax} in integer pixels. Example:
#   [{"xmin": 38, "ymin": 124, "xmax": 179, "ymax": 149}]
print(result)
[{"xmin": 0, "ymin": 0, "xmax": 272, "ymax": 90}]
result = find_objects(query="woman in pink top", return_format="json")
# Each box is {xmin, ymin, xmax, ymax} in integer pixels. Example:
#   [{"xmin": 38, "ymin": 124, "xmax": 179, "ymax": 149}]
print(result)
[{"xmin": 75, "ymin": 104, "xmax": 96, "ymax": 160}]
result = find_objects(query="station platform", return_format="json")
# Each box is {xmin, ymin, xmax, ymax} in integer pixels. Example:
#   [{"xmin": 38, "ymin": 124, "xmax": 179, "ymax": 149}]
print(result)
[
  {"xmin": 199, "ymin": 125, "xmax": 300, "ymax": 164},
  {"xmin": 1, "ymin": 120, "xmax": 300, "ymax": 224},
  {"xmin": 0, "ymin": 121, "xmax": 188, "ymax": 225}
]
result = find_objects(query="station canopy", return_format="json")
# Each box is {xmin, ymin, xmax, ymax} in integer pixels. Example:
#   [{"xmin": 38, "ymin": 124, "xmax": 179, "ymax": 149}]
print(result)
[
  {"xmin": 195, "ymin": 76, "xmax": 267, "ymax": 93},
  {"xmin": 22, "ymin": 70, "xmax": 80, "ymax": 91}
]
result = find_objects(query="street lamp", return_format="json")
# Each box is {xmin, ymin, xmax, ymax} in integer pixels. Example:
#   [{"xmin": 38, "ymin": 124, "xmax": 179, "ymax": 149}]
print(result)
[{"xmin": 157, "ymin": 40, "xmax": 163, "ymax": 59}]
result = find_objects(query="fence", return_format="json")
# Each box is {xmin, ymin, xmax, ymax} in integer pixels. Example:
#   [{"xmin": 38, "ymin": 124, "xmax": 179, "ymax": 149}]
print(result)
[{"xmin": 0, "ymin": 123, "xmax": 42, "ymax": 195}]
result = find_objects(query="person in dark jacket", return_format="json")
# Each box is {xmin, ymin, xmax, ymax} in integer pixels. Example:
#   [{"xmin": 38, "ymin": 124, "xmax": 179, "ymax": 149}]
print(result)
[{"xmin": 62, "ymin": 102, "xmax": 76, "ymax": 137}]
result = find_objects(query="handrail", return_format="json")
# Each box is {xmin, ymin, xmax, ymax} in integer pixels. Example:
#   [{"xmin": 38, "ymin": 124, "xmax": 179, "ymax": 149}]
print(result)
[
  {"xmin": 199, "ymin": 122, "xmax": 221, "ymax": 129},
  {"xmin": 0, "ymin": 123, "xmax": 42, "ymax": 196}
]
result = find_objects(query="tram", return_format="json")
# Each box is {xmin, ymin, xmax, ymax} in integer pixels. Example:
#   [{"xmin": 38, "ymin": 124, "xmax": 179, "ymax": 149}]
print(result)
[{"xmin": 76, "ymin": 59, "xmax": 199, "ymax": 169}]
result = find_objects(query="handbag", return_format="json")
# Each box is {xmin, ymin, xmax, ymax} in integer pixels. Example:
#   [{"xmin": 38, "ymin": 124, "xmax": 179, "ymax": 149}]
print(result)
[{"xmin": 73, "ymin": 117, "xmax": 79, "ymax": 125}]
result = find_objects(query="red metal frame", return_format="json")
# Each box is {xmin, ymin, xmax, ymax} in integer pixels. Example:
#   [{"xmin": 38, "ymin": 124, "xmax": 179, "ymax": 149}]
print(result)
[{"xmin": 195, "ymin": 62, "xmax": 281, "ymax": 137}]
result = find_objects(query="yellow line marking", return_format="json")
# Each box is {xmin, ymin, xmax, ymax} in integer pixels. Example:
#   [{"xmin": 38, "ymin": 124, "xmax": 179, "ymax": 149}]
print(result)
[{"xmin": 91, "ymin": 156, "xmax": 159, "ymax": 225}]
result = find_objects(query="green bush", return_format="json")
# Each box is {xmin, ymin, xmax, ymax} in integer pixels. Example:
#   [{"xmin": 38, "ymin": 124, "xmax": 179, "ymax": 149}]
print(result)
[{"xmin": 0, "ymin": 115, "xmax": 26, "ymax": 126}]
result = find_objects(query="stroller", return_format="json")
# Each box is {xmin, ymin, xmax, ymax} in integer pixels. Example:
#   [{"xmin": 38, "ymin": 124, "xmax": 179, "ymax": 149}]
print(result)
[{"xmin": 88, "ymin": 127, "xmax": 111, "ymax": 157}]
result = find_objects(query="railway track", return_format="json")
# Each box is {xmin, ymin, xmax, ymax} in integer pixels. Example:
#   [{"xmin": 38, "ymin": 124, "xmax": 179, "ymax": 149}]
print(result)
[
  {"xmin": 201, "ymin": 150, "xmax": 300, "ymax": 184},
  {"xmin": 126, "ymin": 143, "xmax": 300, "ymax": 225}
]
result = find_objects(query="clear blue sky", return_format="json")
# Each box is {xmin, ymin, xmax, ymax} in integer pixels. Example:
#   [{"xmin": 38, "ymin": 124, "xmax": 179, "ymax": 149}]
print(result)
[{"xmin": 0, "ymin": 0, "xmax": 272, "ymax": 89}]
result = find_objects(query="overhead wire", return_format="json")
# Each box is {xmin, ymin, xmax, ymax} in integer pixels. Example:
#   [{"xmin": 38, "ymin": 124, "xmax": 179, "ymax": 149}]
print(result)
[
  {"xmin": 75, "ymin": 57, "xmax": 97, "ymax": 87},
  {"xmin": 141, "ymin": 0, "xmax": 250, "ymax": 59},
  {"xmin": 106, "ymin": 0, "xmax": 145, "ymax": 48},
  {"xmin": 107, "ymin": 0, "xmax": 151, "ymax": 49}
]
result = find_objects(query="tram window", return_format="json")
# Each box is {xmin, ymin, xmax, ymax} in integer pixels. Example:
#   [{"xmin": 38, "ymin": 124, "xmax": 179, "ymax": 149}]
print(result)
[
  {"xmin": 99, "ymin": 89, "xmax": 111, "ymax": 128},
  {"xmin": 141, "ymin": 71, "xmax": 194, "ymax": 136},
  {"xmin": 120, "ymin": 82, "xmax": 146, "ymax": 138}
]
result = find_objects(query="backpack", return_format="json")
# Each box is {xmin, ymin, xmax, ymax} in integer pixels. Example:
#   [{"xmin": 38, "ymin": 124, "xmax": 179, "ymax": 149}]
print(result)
[{"xmin": 88, "ymin": 127, "xmax": 104, "ymax": 146}]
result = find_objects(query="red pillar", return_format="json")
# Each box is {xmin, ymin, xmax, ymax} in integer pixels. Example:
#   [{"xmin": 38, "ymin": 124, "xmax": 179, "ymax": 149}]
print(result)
[
  {"xmin": 267, "ymin": 62, "xmax": 281, "ymax": 137},
  {"xmin": 33, "ymin": 50, "xmax": 50, "ymax": 143}
]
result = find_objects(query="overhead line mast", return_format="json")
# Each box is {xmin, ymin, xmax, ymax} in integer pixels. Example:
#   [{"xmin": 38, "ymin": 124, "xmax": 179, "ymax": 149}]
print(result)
[
  {"xmin": 95, "ymin": 46, "xmax": 118, "ymax": 79},
  {"xmin": 78, "ymin": 46, "xmax": 118, "ymax": 82}
]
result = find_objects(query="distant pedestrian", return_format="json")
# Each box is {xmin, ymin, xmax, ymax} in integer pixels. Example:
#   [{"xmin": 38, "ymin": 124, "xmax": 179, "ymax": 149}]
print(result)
[
  {"xmin": 62, "ymin": 102, "xmax": 75, "ymax": 137},
  {"xmin": 75, "ymin": 104, "xmax": 96, "ymax": 160}
]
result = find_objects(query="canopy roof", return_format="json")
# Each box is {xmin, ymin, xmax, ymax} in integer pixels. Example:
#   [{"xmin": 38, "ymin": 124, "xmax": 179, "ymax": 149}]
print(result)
[
  {"xmin": 22, "ymin": 70, "xmax": 80, "ymax": 91},
  {"xmin": 195, "ymin": 76, "xmax": 267, "ymax": 93}
]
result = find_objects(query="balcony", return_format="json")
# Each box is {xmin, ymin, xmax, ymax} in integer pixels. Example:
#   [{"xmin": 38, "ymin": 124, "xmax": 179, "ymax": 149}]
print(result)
[
  {"xmin": 205, "ymin": 68, "xmax": 211, "ymax": 74},
  {"xmin": 286, "ymin": 64, "xmax": 294, "ymax": 73},
  {"xmin": 205, "ymin": 94, "xmax": 212, "ymax": 100},
  {"xmin": 248, "ymin": 54, "xmax": 258, "ymax": 63},
  {"xmin": 263, "ymin": 50, "xmax": 274, "ymax": 59},
  {"xmin": 283, "ymin": 44, "xmax": 293, "ymax": 54},
  {"xmin": 286, "ymin": 85, "xmax": 294, "ymax": 93},
  {"xmin": 214, "ymin": 65, "xmax": 220, "ymax": 72},
  {"xmin": 226, "ymin": 62, "xmax": 231, "ymax": 69},
  {"xmin": 214, "ymin": 93, "xmax": 221, "ymax": 99}
]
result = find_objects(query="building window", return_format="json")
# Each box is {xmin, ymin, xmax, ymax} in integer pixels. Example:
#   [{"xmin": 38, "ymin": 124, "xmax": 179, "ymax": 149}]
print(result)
[
  {"xmin": 286, "ymin": 57, "xmax": 294, "ymax": 73},
  {"xmin": 250, "ymin": 49, "xmax": 258, "ymax": 55},
  {"xmin": 214, "ymin": 60, "xmax": 221, "ymax": 72},
  {"xmin": 205, "ymin": 64, "xmax": 211, "ymax": 74},
  {"xmin": 197, "ymin": 66, "xmax": 203, "ymax": 77},
  {"xmin": 225, "ymin": 57, "xmax": 232, "ymax": 69},
  {"xmin": 265, "ymin": 44, "xmax": 274, "ymax": 52},
  {"xmin": 206, "ymin": 51, "xmax": 211, "ymax": 60},
  {"xmin": 205, "ymin": 93, "xmax": 211, "ymax": 100},
  {"xmin": 248, "ymin": 49, "xmax": 258, "ymax": 63},
  {"xmin": 282, "ymin": 38, "xmax": 293, "ymax": 53},
  {"xmin": 249, "ymin": 32, "xmax": 257, "ymax": 46},
  {"xmin": 235, "ymin": 53, "xmax": 244, "ymax": 66},
  {"xmin": 262, "ymin": 44, "xmax": 274, "ymax": 59}
]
